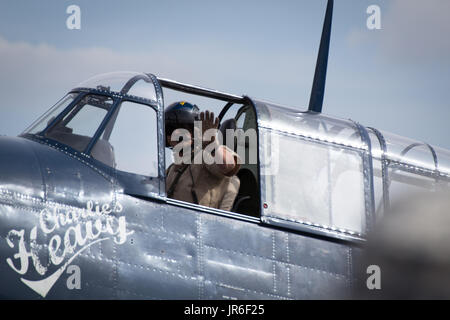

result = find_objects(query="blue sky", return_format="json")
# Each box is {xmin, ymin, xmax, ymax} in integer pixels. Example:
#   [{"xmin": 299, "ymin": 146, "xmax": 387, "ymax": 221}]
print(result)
[{"xmin": 0, "ymin": 0, "xmax": 449, "ymax": 150}]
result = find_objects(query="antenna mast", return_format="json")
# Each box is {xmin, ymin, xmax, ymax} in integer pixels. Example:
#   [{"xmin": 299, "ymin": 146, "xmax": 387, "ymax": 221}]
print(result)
[{"xmin": 308, "ymin": 0, "xmax": 334, "ymax": 113}]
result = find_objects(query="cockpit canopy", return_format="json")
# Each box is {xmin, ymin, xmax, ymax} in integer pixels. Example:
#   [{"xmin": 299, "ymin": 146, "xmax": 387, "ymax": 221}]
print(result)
[{"xmin": 24, "ymin": 72, "xmax": 160, "ymax": 177}]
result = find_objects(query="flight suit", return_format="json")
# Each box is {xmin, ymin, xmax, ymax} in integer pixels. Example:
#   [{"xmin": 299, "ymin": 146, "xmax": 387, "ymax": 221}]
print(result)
[{"xmin": 166, "ymin": 146, "xmax": 240, "ymax": 211}]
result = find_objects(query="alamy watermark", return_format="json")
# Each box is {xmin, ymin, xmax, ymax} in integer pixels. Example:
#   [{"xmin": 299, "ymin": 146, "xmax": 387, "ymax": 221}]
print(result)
[
  {"xmin": 367, "ymin": 5, "xmax": 381, "ymax": 30},
  {"xmin": 366, "ymin": 265, "xmax": 381, "ymax": 290},
  {"xmin": 66, "ymin": 5, "xmax": 81, "ymax": 30},
  {"xmin": 66, "ymin": 264, "xmax": 81, "ymax": 290},
  {"xmin": 65, "ymin": 5, "xmax": 381, "ymax": 31}
]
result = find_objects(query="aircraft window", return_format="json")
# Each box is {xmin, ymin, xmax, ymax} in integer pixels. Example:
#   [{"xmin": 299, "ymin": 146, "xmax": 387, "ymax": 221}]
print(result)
[
  {"xmin": 63, "ymin": 102, "xmax": 109, "ymax": 137},
  {"xmin": 388, "ymin": 169, "xmax": 435, "ymax": 200},
  {"xmin": 44, "ymin": 94, "xmax": 113, "ymax": 154},
  {"xmin": 381, "ymin": 131, "xmax": 439, "ymax": 172},
  {"xmin": 373, "ymin": 130, "xmax": 450, "ymax": 210},
  {"xmin": 262, "ymin": 130, "xmax": 365, "ymax": 234},
  {"xmin": 25, "ymin": 93, "xmax": 77, "ymax": 135},
  {"xmin": 93, "ymin": 101, "xmax": 158, "ymax": 177}
]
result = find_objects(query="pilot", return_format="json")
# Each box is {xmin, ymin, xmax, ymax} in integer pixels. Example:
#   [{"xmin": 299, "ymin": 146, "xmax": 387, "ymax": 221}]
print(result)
[{"xmin": 165, "ymin": 101, "xmax": 240, "ymax": 211}]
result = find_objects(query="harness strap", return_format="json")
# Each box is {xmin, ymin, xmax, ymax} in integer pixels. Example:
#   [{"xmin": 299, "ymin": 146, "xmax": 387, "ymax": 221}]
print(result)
[{"xmin": 167, "ymin": 164, "xmax": 189, "ymax": 198}]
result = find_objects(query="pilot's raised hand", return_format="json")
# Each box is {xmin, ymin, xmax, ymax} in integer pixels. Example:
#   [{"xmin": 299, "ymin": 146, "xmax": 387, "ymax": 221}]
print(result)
[
  {"xmin": 195, "ymin": 110, "xmax": 240, "ymax": 177},
  {"xmin": 193, "ymin": 110, "xmax": 217, "ymax": 154},
  {"xmin": 200, "ymin": 110, "xmax": 219, "ymax": 148}
]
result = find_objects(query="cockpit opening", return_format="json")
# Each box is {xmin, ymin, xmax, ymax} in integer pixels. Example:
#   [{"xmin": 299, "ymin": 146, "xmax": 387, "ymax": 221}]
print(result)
[
  {"xmin": 162, "ymin": 86, "xmax": 260, "ymax": 217},
  {"xmin": 22, "ymin": 72, "xmax": 261, "ymax": 218}
]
